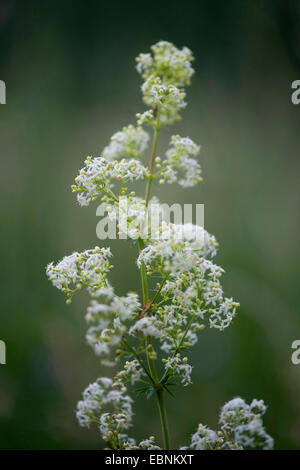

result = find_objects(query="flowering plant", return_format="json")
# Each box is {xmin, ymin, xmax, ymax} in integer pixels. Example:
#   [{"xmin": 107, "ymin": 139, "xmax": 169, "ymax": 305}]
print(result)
[{"xmin": 47, "ymin": 41, "xmax": 273, "ymax": 450}]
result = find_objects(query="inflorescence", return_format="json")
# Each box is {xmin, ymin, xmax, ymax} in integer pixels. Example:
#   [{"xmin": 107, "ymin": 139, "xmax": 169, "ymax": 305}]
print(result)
[{"xmin": 47, "ymin": 40, "xmax": 273, "ymax": 450}]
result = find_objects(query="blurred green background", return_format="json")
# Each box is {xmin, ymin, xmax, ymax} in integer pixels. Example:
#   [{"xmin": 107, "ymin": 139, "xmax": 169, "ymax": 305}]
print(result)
[{"xmin": 0, "ymin": 0, "xmax": 299, "ymax": 449}]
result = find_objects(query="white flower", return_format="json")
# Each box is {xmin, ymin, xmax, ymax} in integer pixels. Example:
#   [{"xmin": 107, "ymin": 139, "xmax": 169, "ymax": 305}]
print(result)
[
  {"xmin": 103, "ymin": 125, "xmax": 149, "ymax": 160},
  {"xmin": 219, "ymin": 397, "xmax": 274, "ymax": 450},
  {"xmin": 186, "ymin": 424, "xmax": 222, "ymax": 450},
  {"xmin": 136, "ymin": 41, "xmax": 194, "ymax": 126},
  {"xmin": 136, "ymin": 41, "xmax": 194, "ymax": 88},
  {"xmin": 250, "ymin": 398, "xmax": 267, "ymax": 415},
  {"xmin": 138, "ymin": 438, "xmax": 161, "ymax": 450},
  {"xmin": 160, "ymin": 135, "xmax": 202, "ymax": 187},
  {"xmin": 136, "ymin": 53, "xmax": 152, "ymax": 75},
  {"xmin": 46, "ymin": 247, "xmax": 112, "ymax": 301},
  {"xmin": 107, "ymin": 196, "xmax": 165, "ymax": 240},
  {"xmin": 137, "ymin": 223, "xmax": 218, "ymax": 273},
  {"xmin": 72, "ymin": 156, "xmax": 149, "ymax": 206},
  {"xmin": 182, "ymin": 397, "xmax": 273, "ymax": 450},
  {"xmin": 122, "ymin": 436, "xmax": 161, "ymax": 450},
  {"xmin": 76, "ymin": 376, "xmax": 134, "ymax": 444},
  {"xmin": 129, "ymin": 316, "xmax": 163, "ymax": 338},
  {"xmin": 97, "ymin": 377, "xmax": 113, "ymax": 389},
  {"xmin": 141, "ymin": 76, "xmax": 186, "ymax": 125},
  {"xmin": 117, "ymin": 359, "xmax": 146, "ymax": 385},
  {"xmin": 163, "ymin": 355, "xmax": 193, "ymax": 386},
  {"xmin": 107, "ymin": 196, "xmax": 146, "ymax": 240},
  {"xmin": 85, "ymin": 290, "xmax": 141, "ymax": 363},
  {"xmin": 135, "ymin": 222, "xmax": 238, "ymax": 386},
  {"xmin": 136, "ymin": 109, "xmax": 154, "ymax": 126}
]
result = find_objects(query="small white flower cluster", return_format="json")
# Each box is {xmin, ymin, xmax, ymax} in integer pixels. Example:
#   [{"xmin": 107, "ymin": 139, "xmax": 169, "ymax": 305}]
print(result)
[
  {"xmin": 134, "ymin": 223, "xmax": 238, "ymax": 385},
  {"xmin": 219, "ymin": 397, "xmax": 274, "ymax": 450},
  {"xmin": 107, "ymin": 196, "xmax": 145, "ymax": 240},
  {"xmin": 181, "ymin": 424, "xmax": 222, "ymax": 450},
  {"xmin": 163, "ymin": 355, "xmax": 193, "ymax": 386},
  {"xmin": 129, "ymin": 316, "xmax": 163, "ymax": 338},
  {"xmin": 107, "ymin": 196, "xmax": 166, "ymax": 240},
  {"xmin": 136, "ymin": 109, "xmax": 154, "ymax": 126},
  {"xmin": 136, "ymin": 41, "xmax": 194, "ymax": 126},
  {"xmin": 46, "ymin": 247, "xmax": 112, "ymax": 302},
  {"xmin": 123, "ymin": 436, "xmax": 161, "ymax": 450},
  {"xmin": 85, "ymin": 288, "xmax": 141, "ymax": 365},
  {"xmin": 158, "ymin": 135, "xmax": 202, "ymax": 188},
  {"xmin": 136, "ymin": 41, "xmax": 194, "ymax": 87},
  {"xmin": 115, "ymin": 359, "xmax": 146, "ymax": 386},
  {"xmin": 137, "ymin": 223, "xmax": 218, "ymax": 275},
  {"xmin": 77, "ymin": 374, "xmax": 161, "ymax": 449},
  {"xmin": 141, "ymin": 77, "xmax": 186, "ymax": 125},
  {"xmin": 182, "ymin": 398, "xmax": 273, "ymax": 450},
  {"xmin": 72, "ymin": 156, "xmax": 149, "ymax": 206},
  {"xmin": 159, "ymin": 265, "xmax": 238, "ymax": 335},
  {"xmin": 76, "ymin": 377, "xmax": 134, "ymax": 449},
  {"xmin": 102, "ymin": 125, "xmax": 149, "ymax": 160}
]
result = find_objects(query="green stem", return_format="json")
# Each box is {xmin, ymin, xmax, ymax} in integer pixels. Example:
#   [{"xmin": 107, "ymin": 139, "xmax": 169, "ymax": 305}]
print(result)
[
  {"xmin": 145, "ymin": 109, "xmax": 161, "ymax": 207},
  {"xmin": 138, "ymin": 240, "xmax": 159, "ymax": 385},
  {"xmin": 151, "ymin": 275, "xmax": 169, "ymax": 307},
  {"xmin": 138, "ymin": 238, "xmax": 149, "ymax": 302},
  {"xmin": 137, "ymin": 109, "xmax": 170, "ymax": 449},
  {"xmin": 156, "ymin": 388, "xmax": 171, "ymax": 450},
  {"xmin": 145, "ymin": 335, "xmax": 159, "ymax": 384},
  {"xmin": 101, "ymin": 188, "xmax": 118, "ymax": 202}
]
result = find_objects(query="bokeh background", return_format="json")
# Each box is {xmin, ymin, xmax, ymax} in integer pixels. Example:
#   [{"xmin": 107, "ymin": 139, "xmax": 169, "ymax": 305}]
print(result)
[{"xmin": 0, "ymin": 0, "xmax": 299, "ymax": 449}]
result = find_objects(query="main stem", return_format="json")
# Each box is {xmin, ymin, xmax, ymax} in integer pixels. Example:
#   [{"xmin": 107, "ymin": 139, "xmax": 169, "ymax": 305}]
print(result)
[
  {"xmin": 145, "ymin": 109, "xmax": 160, "ymax": 207},
  {"xmin": 138, "ymin": 110, "xmax": 170, "ymax": 450},
  {"xmin": 138, "ymin": 239, "xmax": 170, "ymax": 449}
]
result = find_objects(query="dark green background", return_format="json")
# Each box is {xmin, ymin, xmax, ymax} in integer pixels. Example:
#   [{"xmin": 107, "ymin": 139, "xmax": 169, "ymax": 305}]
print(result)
[{"xmin": 0, "ymin": 0, "xmax": 299, "ymax": 449}]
